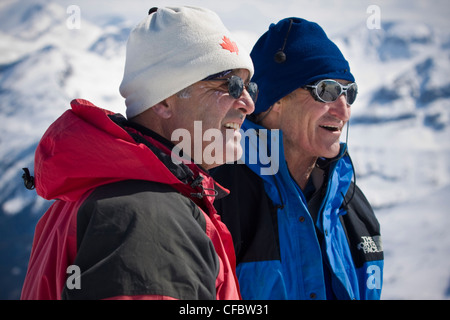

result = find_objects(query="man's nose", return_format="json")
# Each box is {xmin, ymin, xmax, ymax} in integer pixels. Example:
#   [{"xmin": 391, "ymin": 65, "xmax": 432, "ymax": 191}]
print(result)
[
  {"xmin": 236, "ymin": 89, "xmax": 255, "ymax": 115},
  {"xmin": 328, "ymin": 94, "xmax": 350, "ymax": 121}
]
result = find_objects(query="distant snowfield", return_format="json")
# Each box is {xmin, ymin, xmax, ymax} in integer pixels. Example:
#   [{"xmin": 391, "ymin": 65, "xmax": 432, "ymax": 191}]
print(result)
[
  {"xmin": 1, "ymin": 0, "xmax": 449, "ymax": 299},
  {"xmin": 350, "ymin": 120, "xmax": 450, "ymax": 299},
  {"xmin": 376, "ymin": 185, "xmax": 450, "ymax": 299}
]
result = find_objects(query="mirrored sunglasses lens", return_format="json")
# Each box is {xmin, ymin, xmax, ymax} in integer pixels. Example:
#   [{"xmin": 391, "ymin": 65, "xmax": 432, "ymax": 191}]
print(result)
[
  {"xmin": 228, "ymin": 76, "xmax": 244, "ymax": 99},
  {"xmin": 315, "ymin": 80, "xmax": 339, "ymax": 102},
  {"xmin": 346, "ymin": 83, "xmax": 358, "ymax": 105},
  {"xmin": 247, "ymin": 82, "xmax": 258, "ymax": 102}
]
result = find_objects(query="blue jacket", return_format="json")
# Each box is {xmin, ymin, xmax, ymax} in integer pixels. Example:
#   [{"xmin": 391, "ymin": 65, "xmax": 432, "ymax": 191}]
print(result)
[{"xmin": 212, "ymin": 119, "xmax": 383, "ymax": 300}]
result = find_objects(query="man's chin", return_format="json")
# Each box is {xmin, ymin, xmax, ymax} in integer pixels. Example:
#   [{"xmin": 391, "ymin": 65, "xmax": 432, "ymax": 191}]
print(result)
[
  {"xmin": 224, "ymin": 143, "xmax": 243, "ymax": 163},
  {"xmin": 321, "ymin": 144, "xmax": 342, "ymax": 159}
]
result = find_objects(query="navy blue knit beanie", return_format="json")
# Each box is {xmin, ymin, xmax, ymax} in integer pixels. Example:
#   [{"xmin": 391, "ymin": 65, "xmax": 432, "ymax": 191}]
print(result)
[{"xmin": 250, "ymin": 17, "xmax": 355, "ymax": 114}]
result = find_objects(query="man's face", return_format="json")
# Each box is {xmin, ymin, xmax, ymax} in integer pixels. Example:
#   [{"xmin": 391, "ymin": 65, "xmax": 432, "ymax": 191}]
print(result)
[
  {"xmin": 279, "ymin": 79, "xmax": 351, "ymax": 159},
  {"xmin": 168, "ymin": 68, "xmax": 255, "ymax": 169}
]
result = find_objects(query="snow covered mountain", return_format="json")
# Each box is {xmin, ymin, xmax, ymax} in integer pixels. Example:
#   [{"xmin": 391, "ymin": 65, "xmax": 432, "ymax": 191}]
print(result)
[
  {"xmin": 336, "ymin": 19, "xmax": 450, "ymax": 209},
  {"xmin": 343, "ymin": 20, "xmax": 450, "ymax": 129},
  {"xmin": 338, "ymin": 21, "xmax": 450, "ymax": 299},
  {"xmin": 0, "ymin": 0, "xmax": 449, "ymax": 299},
  {"xmin": 0, "ymin": 0, "xmax": 127, "ymax": 299}
]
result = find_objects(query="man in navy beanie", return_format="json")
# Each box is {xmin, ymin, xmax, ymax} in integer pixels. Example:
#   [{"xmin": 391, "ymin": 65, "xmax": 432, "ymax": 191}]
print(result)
[{"xmin": 212, "ymin": 18, "xmax": 384, "ymax": 300}]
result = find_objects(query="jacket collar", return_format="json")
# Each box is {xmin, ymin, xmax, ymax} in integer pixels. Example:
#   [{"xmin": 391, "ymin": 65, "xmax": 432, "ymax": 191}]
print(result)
[
  {"xmin": 110, "ymin": 113, "xmax": 229, "ymax": 201},
  {"xmin": 240, "ymin": 118, "xmax": 353, "ymax": 209},
  {"xmin": 34, "ymin": 99, "xmax": 229, "ymax": 203}
]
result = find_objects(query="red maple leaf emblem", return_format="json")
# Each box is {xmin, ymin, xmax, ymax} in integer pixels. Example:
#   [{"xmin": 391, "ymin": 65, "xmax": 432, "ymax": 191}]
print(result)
[{"xmin": 220, "ymin": 36, "xmax": 239, "ymax": 55}]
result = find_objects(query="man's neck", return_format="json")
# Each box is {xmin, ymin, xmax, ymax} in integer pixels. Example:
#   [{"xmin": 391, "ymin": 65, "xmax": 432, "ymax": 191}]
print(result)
[{"xmin": 284, "ymin": 146, "xmax": 317, "ymax": 190}]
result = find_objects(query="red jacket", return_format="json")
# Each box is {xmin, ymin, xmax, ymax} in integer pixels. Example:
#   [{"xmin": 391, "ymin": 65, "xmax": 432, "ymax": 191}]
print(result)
[{"xmin": 21, "ymin": 99, "xmax": 240, "ymax": 300}]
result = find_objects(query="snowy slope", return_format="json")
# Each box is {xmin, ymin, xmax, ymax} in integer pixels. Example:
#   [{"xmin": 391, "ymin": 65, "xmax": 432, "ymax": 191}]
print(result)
[
  {"xmin": 0, "ymin": 0, "xmax": 127, "ymax": 299},
  {"xmin": 0, "ymin": 3, "xmax": 126, "ymax": 215},
  {"xmin": 0, "ymin": 0, "xmax": 449, "ymax": 300},
  {"xmin": 340, "ymin": 19, "xmax": 450, "ymax": 299},
  {"xmin": 378, "ymin": 185, "xmax": 450, "ymax": 299},
  {"xmin": 339, "ymin": 19, "xmax": 450, "ymax": 209}
]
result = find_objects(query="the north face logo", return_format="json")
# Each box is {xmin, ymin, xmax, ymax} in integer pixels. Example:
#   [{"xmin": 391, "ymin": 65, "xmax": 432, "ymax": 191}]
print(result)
[
  {"xmin": 220, "ymin": 36, "xmax": 239, "ymax": 54},
  {"xmin": 357, "ymin": 236, "xmax": 383, "ymax": 254}
]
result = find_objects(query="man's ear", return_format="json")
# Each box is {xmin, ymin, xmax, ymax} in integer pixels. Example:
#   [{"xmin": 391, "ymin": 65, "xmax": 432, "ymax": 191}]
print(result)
[
  {"xmin": 151, "ymin": 99, "xmax": 173, "ymax": 119},
  {"xmin": 271, "ymin": 100, "xmax": 283, "ymax": 114},
  {"xmin": 259, "ymin": 100, "xmax": 282, "ymax": 129}
]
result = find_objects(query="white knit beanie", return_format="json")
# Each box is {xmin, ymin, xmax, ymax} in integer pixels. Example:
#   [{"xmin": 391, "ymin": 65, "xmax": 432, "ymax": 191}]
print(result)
[{"xmin": 119, "ymin": 6, "xmax": 254, "ymax": 118}]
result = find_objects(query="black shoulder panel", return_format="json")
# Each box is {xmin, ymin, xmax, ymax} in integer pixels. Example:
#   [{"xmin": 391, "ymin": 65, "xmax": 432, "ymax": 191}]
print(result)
[
  {"xmin": 62, "ymin": 180, "xmax": 219, "ymax": 300},
  {"xmin": 211, "ymin": 164, "xmax": 280, "ymax": 263},
  {"xmin": 340, "ymin": 183, "xmax": 384, "ymax": 268}
]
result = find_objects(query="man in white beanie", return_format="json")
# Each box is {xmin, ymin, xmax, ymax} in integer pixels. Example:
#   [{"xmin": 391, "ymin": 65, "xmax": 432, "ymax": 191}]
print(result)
[{"xmin": 21, "ymin": 6, "xmax": 255, "ymax": 300}]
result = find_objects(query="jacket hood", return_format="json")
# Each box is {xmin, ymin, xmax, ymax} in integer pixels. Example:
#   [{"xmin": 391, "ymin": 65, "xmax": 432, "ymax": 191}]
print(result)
[
  {"xmin": 240, "ymin": 118, "xmax": 353, "ymax": 209},
  {"xmin": 34, "ymin": 99, "xmax": 226, "ymax": 202}
]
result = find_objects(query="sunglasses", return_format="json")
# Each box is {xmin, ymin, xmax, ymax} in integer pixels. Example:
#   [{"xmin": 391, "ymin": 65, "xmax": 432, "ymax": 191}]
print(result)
[
  {"xmin": 304, "ymin": 79, "xmax": 358, "ymax": 105},
  {"xmin": 203, "ymin": 74, "xmax": 258, "ymax": 103}
]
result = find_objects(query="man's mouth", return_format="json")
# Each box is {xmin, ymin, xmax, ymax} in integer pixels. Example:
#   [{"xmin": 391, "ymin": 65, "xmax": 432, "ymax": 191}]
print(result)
[
  {"xmin": 319, "ymin": 125, "xmax": 341, "ymax": 132},
  {"xmin": 224, "ymin": 122, "xmax": 241, "ymax": 131}
]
